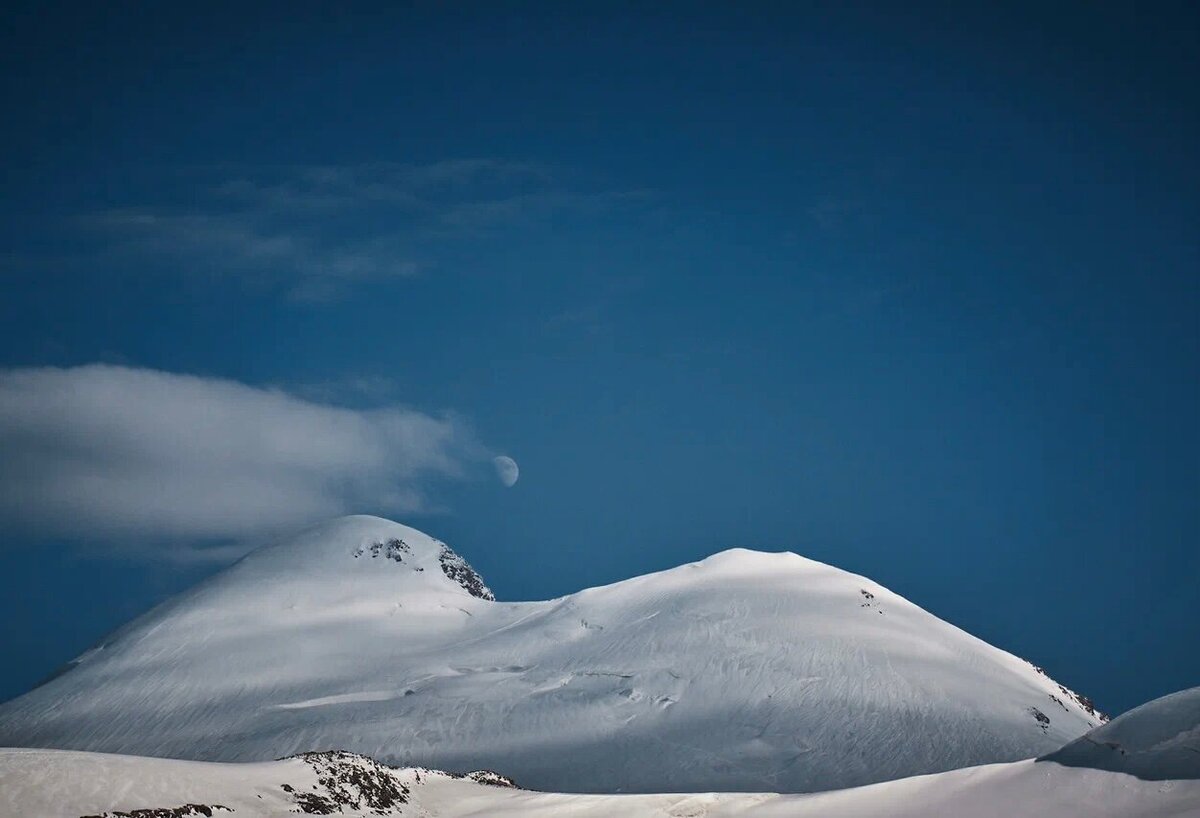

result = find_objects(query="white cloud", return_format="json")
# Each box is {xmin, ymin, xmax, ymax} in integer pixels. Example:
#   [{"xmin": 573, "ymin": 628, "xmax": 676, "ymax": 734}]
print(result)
[{"xmin": 0, "ymin": 364, "xmax": 485, "ymax": 553}]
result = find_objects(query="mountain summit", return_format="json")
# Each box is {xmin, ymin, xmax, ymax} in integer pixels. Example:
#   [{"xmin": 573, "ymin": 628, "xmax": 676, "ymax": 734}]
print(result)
[
  {"xmin": 0, "ymin": 515, "xmax": 1103, "ymax": 794},
  {"xmin": 228, "ymin": 515, "xmax": 494, "ymax": 599}
]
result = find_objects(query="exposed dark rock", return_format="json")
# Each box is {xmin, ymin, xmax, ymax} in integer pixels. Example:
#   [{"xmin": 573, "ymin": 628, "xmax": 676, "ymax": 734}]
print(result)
[
  {"xmin": 465, "ymin": 769, "xmax": 521, "ymax": 788},
  {"xmin": 437, "ymin": 543, "xmax": 494, "ymax": 600},
  {"xmin": 282, "ymin": 750, "xmax": 409, "ymax": 815},
  {"xmin": 80, "ymin": 806, "xmax": 231, "ymax": 818},
  {"xmin": 1058, "ymin": 683, "xmax": 1108, "ymax": 723},
  {"xmin": 349, "ymin": 538, "xmax": 492, "ymax": 600},
  {"xmin": 859, "ymin": 589, "xmax": 883, "ymax": 613},
  {"xmin": 1021, "ymin": 659, "xmax": 1108, "ymax": 724},
  {"xmin": 353, "ymin": 538, "xmax": 412, "ymax": 563}
]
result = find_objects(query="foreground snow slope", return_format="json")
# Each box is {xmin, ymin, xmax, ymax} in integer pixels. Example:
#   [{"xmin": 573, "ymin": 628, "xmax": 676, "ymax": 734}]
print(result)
[
  {"xmin": 0, "ymin": 515, "xmax": 1104, "ymax": 793},
  {"xmin": 7, "ymin": 690, "xmax": 1196, "ymax": 816},
  {"xmin": 2, "ymin": 741, "xmax": 1197, "ymax": 818}
]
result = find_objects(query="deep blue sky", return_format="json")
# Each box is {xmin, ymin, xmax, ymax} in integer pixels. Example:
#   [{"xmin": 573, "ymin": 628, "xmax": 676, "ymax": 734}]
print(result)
[{"xmin": 1, "ymin": 2, "xmax": 1196, "ymax": 716}]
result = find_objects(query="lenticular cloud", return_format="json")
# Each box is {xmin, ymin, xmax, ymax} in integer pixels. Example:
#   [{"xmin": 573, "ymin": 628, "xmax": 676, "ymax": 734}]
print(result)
[{"xmin": 0, "ymin": 364, "xmax": 483, "ymax": 547}]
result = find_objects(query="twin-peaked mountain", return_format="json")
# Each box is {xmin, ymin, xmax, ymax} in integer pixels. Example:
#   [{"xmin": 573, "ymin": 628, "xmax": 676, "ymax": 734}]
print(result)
[{"xmin": 0, "ymin": 515, "xmax": 1104, "ymax": 794}]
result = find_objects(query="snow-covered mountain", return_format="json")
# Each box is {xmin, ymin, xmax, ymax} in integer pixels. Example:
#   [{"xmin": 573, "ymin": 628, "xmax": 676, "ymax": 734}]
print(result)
[
  {"xmin": 3, "ymin": 687, "xmax": 1196, "ymax": 818},
  {"xmin": 0, "ymin": 515, "xmax": 1105, "ymax": 794}
]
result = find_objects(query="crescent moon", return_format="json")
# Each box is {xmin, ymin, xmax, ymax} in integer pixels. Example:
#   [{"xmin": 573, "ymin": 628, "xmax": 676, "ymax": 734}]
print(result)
[{"xmin": 493, "ymin": 455, "xmax": 519, "ymax": 488}]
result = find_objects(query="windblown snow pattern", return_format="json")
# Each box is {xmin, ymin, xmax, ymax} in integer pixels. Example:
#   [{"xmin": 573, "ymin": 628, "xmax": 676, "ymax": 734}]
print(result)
[
  {"xmin": 0, "ymin": 515, "xmax": 1105, "ymax": 794},
  {"xmin": 5, "ymin": 697, "xmax": 1200, "ymax": 818}
]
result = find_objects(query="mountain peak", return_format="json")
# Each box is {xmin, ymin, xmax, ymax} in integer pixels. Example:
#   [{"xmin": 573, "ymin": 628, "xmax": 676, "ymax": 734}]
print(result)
[
  {"xmin": 231, "ymin": 514, "xmax": 494, "ymax": 601},
  {"xmin": 693, "ymin": 547, "xmax": 820, "ymax": 571}
]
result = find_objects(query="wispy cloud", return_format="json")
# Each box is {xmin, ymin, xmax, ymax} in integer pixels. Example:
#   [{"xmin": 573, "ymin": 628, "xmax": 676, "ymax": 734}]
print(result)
[
  {"xmin": 83, "ymin": 160, "xmax": 642, "ymax": 300},
  {"xmin": 211, "ymin": 159, "xmax": 552, "ymax": 213},
  {"xmin": 0, "ymin": 364, "xmax": 490, "ymax": 555},
  {"xmin": 91, "ymin": 209, "xmax": 419, "ymax": 296}
]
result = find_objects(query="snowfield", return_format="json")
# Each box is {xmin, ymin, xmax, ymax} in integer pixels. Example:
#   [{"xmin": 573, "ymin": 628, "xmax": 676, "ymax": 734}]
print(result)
[
  {"xmin": 2, "ymin": 698, "xmax": 1198, "ymax": 818},
  {"xmin": 0, "ymin": 515, "xmax": 1108, "ymax": 794}
]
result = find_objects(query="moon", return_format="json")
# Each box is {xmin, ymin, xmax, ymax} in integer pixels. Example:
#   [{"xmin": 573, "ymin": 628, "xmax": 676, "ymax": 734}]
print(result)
[{"xmin": 493, "ymin": 455, "xmax": 519, "ymax": 488}]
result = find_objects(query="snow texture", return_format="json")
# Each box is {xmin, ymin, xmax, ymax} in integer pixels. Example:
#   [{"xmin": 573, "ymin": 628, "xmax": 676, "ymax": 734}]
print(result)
[
  {"xmin": 2, "ymin": 739, "xmax": 1198, "ymax": 818},
  {"xmin": 0, "ymin": 515, "xmax": 1105, "ymax": 794},
  {"xmin": 1040, "ymin": 685, "xmax": 1200, "ymax": 781}
]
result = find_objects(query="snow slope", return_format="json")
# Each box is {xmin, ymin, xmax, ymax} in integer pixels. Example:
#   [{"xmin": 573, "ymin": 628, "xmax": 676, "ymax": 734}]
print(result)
[
  {"xmin": 1042, "ymin": 686, "xmax": 1200, "ymax": 781},
  {"xmin": 3, "ymin": 738, "xmax": 1198, "ymax": 818},
  {"xmin": 0, "ymin": 515, "xmax": 1105, "ymax": 793}
]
